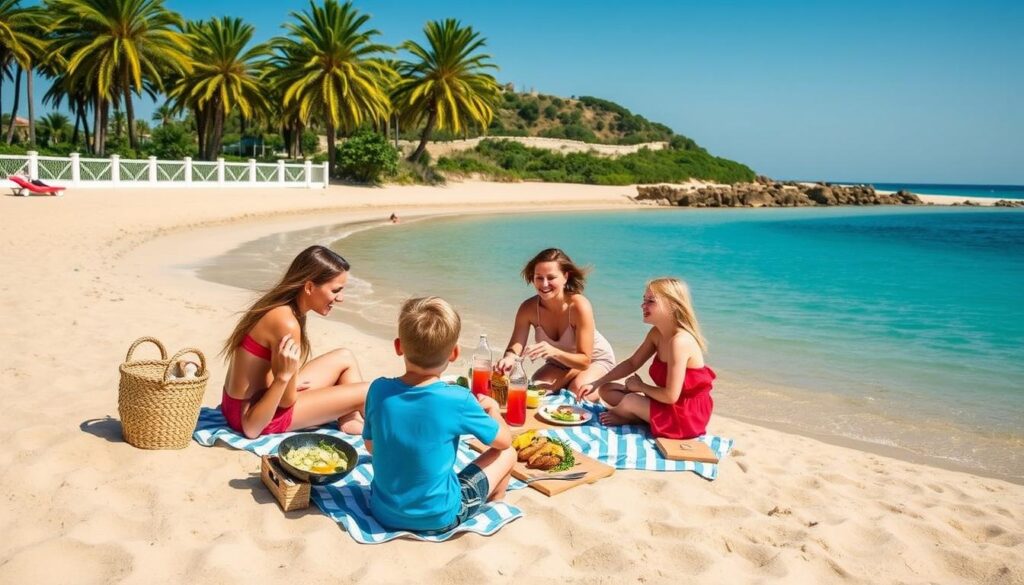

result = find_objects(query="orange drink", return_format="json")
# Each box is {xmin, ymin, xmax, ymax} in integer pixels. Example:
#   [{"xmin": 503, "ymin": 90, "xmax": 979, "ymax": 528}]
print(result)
[
  {"xmin": 471, "ymin": 367, "xmax": 491, "ymax": 398},
  {"xmin": 506, "ymin": 385, "xmax": 527, "ymax": 426}
]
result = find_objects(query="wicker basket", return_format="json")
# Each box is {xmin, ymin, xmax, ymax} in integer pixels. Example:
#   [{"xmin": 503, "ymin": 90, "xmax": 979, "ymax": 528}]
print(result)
[{"xmin": 118, "ymin": 337, "xmax": 209, "ymax": 450}]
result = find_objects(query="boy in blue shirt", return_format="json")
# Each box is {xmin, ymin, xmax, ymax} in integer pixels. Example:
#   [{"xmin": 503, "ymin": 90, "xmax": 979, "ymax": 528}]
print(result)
[{"xmin": 363, "ymin": 296, "xmax": 515, "ymax": 532}]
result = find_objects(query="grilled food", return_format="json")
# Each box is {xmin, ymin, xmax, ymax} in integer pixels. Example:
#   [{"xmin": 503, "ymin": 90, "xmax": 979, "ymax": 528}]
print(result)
[{"xmin": 511, "ymin": 431, "xmax": 575, "ymax": 472}]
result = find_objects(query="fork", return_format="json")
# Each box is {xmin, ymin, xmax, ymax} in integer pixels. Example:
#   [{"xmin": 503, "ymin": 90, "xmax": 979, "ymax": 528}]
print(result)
[{"xmin": 522, "ymin": 471, "xmax": 587, "ymax": 484}]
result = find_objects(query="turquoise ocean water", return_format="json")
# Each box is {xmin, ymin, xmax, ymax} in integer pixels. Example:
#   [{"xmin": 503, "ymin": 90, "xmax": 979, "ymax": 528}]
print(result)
[{"xmin": 329, "ymin": 207, "xmax": 1023, "ymax": 481}]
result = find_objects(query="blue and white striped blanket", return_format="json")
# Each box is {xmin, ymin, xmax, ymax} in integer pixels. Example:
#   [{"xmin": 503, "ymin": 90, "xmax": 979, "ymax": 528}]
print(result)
[
  {"xmin": 192, "ymin": 407, "xmax": 525, "ymax": 544},
  {"xmin": 535, "ymin": 391, "xmax": 733, "ymax": 480},
  {"xmin": 193, "ymin": 392, "xmax": 732, "ymax": 543}
]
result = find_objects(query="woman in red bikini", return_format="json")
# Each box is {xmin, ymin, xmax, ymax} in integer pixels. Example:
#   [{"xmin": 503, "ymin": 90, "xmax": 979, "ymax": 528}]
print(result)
[
  {"xmin": 220, "ymin": 245, "xmax": 368, "ymax": 438},
  {"xmin": 578, "ymin": 277, "xmax": 715, "ymax": 439}
]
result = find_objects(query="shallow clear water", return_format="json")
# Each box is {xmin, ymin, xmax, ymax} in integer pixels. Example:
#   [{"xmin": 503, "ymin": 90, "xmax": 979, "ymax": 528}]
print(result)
[{"xmin": 332, "ymin": 207, "xmax": 1024, "ymax": 480}]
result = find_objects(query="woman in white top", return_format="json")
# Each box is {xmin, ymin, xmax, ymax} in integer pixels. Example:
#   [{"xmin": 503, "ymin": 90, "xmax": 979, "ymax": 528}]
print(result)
[{"xmin": 496, "ymin": 248, "xmax": 615, "ymax": 399}]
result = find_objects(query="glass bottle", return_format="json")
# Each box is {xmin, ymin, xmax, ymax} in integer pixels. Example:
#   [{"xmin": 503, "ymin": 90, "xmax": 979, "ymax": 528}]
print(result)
[
  {"xmin": 505, "ymin": 359, "xmax": 528, "ymax": 426},
  {"xmin": 470, "ymin": 334, "xmax": 492, "ymax": 398}
]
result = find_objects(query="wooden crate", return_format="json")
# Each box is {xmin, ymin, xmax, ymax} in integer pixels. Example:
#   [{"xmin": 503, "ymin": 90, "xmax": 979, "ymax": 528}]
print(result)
[{"xmin": 260, "ymin": 455, "xmax": 311, "ymax": 512}]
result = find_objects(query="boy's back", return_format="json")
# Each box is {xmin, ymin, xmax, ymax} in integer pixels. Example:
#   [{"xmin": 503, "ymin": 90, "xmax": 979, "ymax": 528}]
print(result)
[{"xmin": 363, "ymin": 377, "xmax": 498, "ymax": 531}]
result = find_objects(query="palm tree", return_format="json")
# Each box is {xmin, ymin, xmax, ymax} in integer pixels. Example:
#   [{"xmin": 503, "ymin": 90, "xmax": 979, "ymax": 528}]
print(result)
[
  {"xmin": 170, "ymin": 17, "xmax": 269, "ymax": 160},
  {"xmin": 0, "ymin": 0, "xmax": 45, "ymax": 145},
  {"xmin": 151, "ymin": 103, "xmax": 175, "ymax": 127},
  {"xmin": 392, "ymin": 19, "xmax": 499, "ymax": 162},
  {"xmin": 38, "ymin": 111, "xmax": 70, "ymax": 145},
  {"xmin": 270, "ymin": 0, "xmax": 394, "ymax": 175},
  {"xmin": 47, "ymin": 0, "xmax": 191, "ymax": 154}
]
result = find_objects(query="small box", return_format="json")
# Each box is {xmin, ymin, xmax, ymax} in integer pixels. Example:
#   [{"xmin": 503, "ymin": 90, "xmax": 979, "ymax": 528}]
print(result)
[
  {"xmin": 654, "ymin": 438, "xmax": 720, "ymax": 463},
  {"xmin": 261, "ymin": 455, "xmax": 311, "ymax": 512}
]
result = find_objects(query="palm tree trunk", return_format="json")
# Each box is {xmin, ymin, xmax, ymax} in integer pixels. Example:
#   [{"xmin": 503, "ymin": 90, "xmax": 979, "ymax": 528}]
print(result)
[
  {"xmin": 81, "ymin": 100, "xmax": 91, "ymax": 151},
  {"xmin": 6, "ymin": 66, "xmax": 22, "ymax": 145},
  {"xmin": 26, "ymin": 65, "xmax": 34, "ymax": 146},
  {"xmin": 408, "ymin": 107, "xmax": 436, "ymax": 162},
  {"xmin": 394, "ymin": 114, "xmax": 399, "ymax": 149},
  {"xmin": 210, "ymin": 109, "xmax": 225, "ymax": 159},
  {"xmin": 195, "ymin": 107, "xmax": 206, "ymax": 159},
  {"xmin": 124, "ymin": 83, "xmax": 137, "ymax": 151},
  {"xmin": 326, "ymin": 119, "xmax": 337, "ymax": 177}
]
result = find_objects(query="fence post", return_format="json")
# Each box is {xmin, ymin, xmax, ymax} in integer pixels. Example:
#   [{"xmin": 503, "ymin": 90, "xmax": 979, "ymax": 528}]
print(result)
[
  {"xmin": 217, "ymin": 157, "xmax": 225, "ymax": 185},
  {"xmin": 278, "ymin": 160, "xmax": 286, "ymax": 184},
  {"xmin": 70, "ymin": 152, "xmax": 80, "ymax": 185},
  {"xmin": 149, "ymin": 156, "xmax": 158, "ymax": 184},
  {"xmin": 111, "ymin": 154, "xmax": 120, "ymax": 185},
  {"xmin": 322, "ymin": 161, "xmax": 330, "ymax": 188},
  {"xmin": 27, "ymin": 151, "xmax": 38, "ymax": 180},
  {"xmin": 183, "ymin": 156, "xmax": 192, "ymax": 184},
  {"xmin": 248, "ymin": 159, "xmax": 257, "ymax": 184},
  {"xmin": 304, "ymin": 158, "xmax": 313, "ymax": 188}
]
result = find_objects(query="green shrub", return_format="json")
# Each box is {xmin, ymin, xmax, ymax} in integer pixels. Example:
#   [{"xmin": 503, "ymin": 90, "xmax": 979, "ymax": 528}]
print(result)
[
  {"xmin": 335, "ymin": 130, "xmax": 399, "ymax": 183},
  {"xmin": 517, "ymin": 102, "xmax": 540, "ymax": 125},
  {"xmin": 301, "ymin": 130, "xmax": 320, "ymax": 156},
  {"xmin": 543, "ymin": 104, "xmax": 558, "ymax": 120},
  {"xmin": 145, "ymin": 123, "xmax": 195, "ymax": 159}
]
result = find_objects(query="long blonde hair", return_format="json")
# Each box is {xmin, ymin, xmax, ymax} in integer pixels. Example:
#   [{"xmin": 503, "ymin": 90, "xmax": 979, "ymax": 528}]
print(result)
[
  {"xmin": 647, "ymin": 277, "xmax": 708, "ymax": 353},
  {"xmin": 222, "ymin": 245, "xmax": 350, "ymax": 362}
]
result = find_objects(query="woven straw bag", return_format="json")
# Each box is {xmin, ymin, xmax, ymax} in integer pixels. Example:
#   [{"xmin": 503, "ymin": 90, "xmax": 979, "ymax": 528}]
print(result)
[{"xmin": 118, "ymin": 337, "xmax": 209, "ymax": 449}]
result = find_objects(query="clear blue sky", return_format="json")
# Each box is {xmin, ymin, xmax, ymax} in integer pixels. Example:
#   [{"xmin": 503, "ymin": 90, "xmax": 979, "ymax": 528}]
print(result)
[{"xmin": 4, "ymin": 0, "xmax": 1022, "ymax": 183}]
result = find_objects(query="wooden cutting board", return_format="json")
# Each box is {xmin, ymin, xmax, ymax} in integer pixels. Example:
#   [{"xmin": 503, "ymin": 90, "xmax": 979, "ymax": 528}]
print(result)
[
  {"xmin": 467, "ymin": 434, "xmax": 614, "ymax": 497},
  {"xmin": 654, "ymin": 438, "xmax": 720, "ymax": 463}
]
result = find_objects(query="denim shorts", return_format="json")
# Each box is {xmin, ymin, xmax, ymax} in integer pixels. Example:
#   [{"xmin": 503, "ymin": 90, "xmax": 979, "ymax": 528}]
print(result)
[{"xmin": 426, "ymin": 463, "xmax": 490, "ymax": 534}]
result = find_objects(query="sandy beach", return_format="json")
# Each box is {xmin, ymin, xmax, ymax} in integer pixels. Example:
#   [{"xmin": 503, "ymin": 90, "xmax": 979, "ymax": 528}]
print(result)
[{"xmin": 2, "ymin": 182, "xmax": 1022, "ymax": 585}]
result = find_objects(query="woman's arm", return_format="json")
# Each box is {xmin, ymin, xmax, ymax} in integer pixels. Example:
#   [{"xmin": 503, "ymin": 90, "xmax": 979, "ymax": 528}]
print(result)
[
  {"xmin": 240, "ymin": 318, "xmax": 302, "ymax": 438},
  {"xmin": 629, "ymin": 333, "xmax": 694, "ymax": 404},
  {"xmin": 496, "ymin": 298, "xmax": 535, "ymax": 373},
  {"xmin": 576, "ymin": 329, "xmax": 658, "ymax": 399}
]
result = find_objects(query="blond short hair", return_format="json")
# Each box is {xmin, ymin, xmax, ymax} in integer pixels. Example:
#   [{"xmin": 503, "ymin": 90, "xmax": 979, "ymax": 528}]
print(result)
[{"xmin": 398, "ymin": 296, "xmax": 462, "ymax": 369}]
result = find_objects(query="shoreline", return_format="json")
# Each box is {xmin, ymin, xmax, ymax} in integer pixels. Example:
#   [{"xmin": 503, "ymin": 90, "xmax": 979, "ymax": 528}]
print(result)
[{"xmin": 3, "ymin": 182, "xmax": 1022, "ymax": 584}]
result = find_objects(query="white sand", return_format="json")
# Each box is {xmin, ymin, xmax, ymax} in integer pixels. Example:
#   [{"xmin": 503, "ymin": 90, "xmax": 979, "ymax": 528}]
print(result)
[{"xmin": 1, "ymin": 182, "xmax": 1022, "ymax": 585}]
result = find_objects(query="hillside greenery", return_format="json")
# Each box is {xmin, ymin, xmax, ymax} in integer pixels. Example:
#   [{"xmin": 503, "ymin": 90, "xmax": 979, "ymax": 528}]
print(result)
[{"xmin": 437, "ymin": 139, "xmax": 756, "ymax": 185}]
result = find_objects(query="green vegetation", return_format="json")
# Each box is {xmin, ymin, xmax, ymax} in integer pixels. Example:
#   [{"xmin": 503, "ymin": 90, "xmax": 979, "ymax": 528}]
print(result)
[
  {"xmin": 0, "ymin": 0, "xmax": 756, "ymax": 185},
  {"xmin": 336, "ymin": 130, "xmax": 399, "ymax": 183},
  {"xmin": 437, "ymin": 139, "xmax": 755, "ymax": 185}
]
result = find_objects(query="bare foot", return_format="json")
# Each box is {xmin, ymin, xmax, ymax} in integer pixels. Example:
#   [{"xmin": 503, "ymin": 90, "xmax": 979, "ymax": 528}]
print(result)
[
  {"xmin": 339, "ymin": 411, "xmax": 365, "ymax": 435},
  {"xmin": 599, "ymin": 410, "xmax": 631, "ymax": 426}
]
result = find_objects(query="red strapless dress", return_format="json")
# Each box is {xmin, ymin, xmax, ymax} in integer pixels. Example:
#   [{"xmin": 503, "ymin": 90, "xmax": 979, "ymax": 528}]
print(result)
[{"xmin": 647, "ymin": 357, "xmax": 715, "ymax": 439}]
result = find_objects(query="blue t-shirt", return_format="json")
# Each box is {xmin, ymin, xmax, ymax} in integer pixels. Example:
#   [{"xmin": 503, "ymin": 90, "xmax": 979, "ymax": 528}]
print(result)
[{"xmin": 362, "ymin": 377, "xmax": 499, "ymax": 531}]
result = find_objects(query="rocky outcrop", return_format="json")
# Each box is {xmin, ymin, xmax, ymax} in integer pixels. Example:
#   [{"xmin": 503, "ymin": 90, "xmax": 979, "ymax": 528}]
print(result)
[
  {"xmin": 635, "ymin": 182, "xmax": 924, "ymax": 208},
  {"xmin": 994, "ymin": 199, "xmax": 1024, "ymax": 208}
]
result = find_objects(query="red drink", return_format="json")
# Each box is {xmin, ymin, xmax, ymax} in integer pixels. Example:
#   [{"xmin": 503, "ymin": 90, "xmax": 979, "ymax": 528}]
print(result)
[
  {"xmin": 471, "ymin": 367, "xmax": 491, "ymax": 398},
  {"xmin": 506, "ymin": 386, "xmax": 527, "ymax": 426}
]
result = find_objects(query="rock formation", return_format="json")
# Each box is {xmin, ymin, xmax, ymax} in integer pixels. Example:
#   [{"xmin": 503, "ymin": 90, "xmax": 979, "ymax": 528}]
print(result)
[{"xmin": 635, "ymin": 182, "xmax": 924, "ymax": 208}]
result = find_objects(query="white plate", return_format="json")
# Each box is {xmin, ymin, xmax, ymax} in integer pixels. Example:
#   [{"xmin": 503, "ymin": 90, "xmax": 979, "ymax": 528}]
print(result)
[{"xmin": 537, "ymin": 405, "xmax": 593, "ymax": 426}]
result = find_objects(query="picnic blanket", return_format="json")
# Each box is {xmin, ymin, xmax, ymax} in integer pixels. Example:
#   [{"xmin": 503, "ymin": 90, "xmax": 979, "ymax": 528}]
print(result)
[
  {"xmin": 536, "ymin": 391, "xmax": 733, "ymax": 480},
  {"xmin": 192, "ymin": 407, "xmax": 524, "ymax": 544},
  {"xmin": 192, "ymin": 392, "xmax": 732, "ymax": 542}
]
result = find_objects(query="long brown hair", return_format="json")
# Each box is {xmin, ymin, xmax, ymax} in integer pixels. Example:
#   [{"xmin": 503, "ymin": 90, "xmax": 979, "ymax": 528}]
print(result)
[
  {"xmin": 521, "ymin": 248, "xmax": 590, "ymax": 295},
  {"xmin": 222, "ymin": 245, "xmax": 350, "ymax": 362},
  {"xmin": 647, "ymin": 277, "xmax": 708, "ymax": 353}
]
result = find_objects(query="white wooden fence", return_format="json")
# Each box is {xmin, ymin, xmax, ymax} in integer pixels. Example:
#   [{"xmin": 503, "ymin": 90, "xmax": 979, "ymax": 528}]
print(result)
[{"xmin": 0, "ymin": 151, "xmax": 329, "ymax": 189}]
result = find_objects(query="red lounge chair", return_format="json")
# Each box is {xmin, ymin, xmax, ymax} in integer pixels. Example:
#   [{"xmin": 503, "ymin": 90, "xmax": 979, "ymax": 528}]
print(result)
[{"xmin": 8, "ymin": 175, "xmax": 65, "ymax": 196}]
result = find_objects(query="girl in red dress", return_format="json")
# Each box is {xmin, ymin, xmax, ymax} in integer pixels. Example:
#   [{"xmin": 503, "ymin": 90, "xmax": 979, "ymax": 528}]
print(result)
[{"xmin": 578, "ymin": 277, "xmax": 715, "ymax": 439}]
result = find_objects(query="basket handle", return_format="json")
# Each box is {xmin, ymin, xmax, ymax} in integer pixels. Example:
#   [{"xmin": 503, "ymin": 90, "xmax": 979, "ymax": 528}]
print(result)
[
  {"xmin": 125, "ymin": 337, "xmax": 167, "ymax": 362},
  {"xmin": 164, "ymin": 347, "xmax": 208, "ymax": 380}
]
